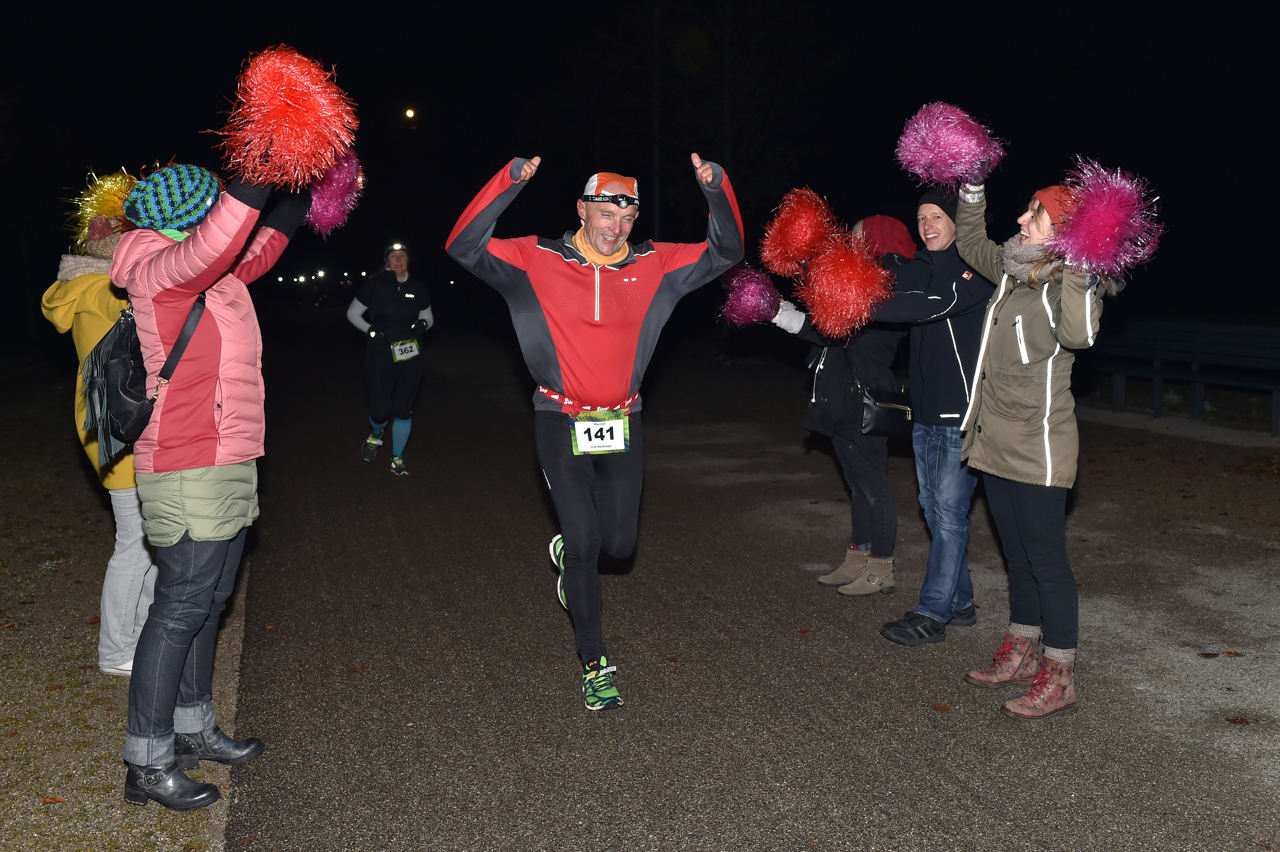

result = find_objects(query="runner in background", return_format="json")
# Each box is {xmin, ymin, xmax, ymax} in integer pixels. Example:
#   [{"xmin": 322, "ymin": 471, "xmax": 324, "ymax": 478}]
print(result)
[{"xmin": 347, "ymin": 243, "xmax": 433, "ymax": 476}]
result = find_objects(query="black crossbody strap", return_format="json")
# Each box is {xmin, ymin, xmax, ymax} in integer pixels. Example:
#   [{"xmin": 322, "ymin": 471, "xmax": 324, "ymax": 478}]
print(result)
[{"xmin": 154, "ymin": 294, "xmax": 207, "ymax": 389}]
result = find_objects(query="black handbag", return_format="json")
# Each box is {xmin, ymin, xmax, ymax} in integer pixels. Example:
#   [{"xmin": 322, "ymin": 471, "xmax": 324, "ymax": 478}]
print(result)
[
  {"xmin": 82, "ymin": 294, "xmax": 206, "ymax": 466},
  {"xmin": 859, "ymin": 385, "xmax": 913, "ymax": 440}
]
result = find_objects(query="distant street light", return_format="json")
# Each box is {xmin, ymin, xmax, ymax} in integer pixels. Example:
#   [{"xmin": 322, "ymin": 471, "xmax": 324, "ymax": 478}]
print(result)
[{"xmin": 406, "ymin": 109, "xmax": 415, "ymax": 118}]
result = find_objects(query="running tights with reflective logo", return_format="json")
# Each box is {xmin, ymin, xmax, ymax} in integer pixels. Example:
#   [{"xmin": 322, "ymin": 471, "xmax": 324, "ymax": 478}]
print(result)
[{"xmin": 534, "ymin": 410, "xmax": 644, "ymax": 663}]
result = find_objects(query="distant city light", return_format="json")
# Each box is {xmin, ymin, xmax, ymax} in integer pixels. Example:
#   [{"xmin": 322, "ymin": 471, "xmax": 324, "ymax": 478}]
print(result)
[
  {"xmin": 361, "ymin": 272, "xmax": 367, "ymax": 276},
  {"xmin": 318, "ymin": 271, "xmax": 325, "ymax": 278},
  {"xmin": 406, "ymin": 109, "xmax": 415, "ymax": 118},
  {"xmin": 277, "ymin": 276, "xmax": 283, "ymax": 281}
]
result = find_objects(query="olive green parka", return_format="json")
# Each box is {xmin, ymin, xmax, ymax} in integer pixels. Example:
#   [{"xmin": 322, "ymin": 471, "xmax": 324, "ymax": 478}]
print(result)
[{"xmin": 955, "ymin": 192, "xmax": 1105, "ymax": 489}]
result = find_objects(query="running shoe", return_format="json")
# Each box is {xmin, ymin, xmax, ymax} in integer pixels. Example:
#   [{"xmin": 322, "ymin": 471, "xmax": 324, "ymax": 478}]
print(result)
[
  {"xmin": 390, "ymin": 455, "xmax": 409, "ymax": 476},
  {"xmin": 549, "ymin": 534, "xmax": 567, "ymax": 610},
  {"xmin": 582, "ymin": 656, "xmax": 623, "ymax": 711},
  {"xmin": 362, "ymin": 433, "xmax": 383, "ymax": 462}
]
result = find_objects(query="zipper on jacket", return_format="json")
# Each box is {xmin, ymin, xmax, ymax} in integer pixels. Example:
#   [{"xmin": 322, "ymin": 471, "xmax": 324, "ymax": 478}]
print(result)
[
  {"xmin": 1014, "ymin": 315, "xmax": 1030, "ymax": 364},
  {"xmin": 594, "ymin": 266, "xmax": 601, "ymax": 322},
  {"xmin": 811, "ymin": 348, "xmax": 827, "ymax": 403}
]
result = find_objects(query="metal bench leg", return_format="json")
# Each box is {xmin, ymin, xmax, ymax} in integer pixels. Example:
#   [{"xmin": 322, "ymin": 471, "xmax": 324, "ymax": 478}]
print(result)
[
  {"xmin": 1191, "ymin": 382, "xmax": 1205, "ymax": 418},
  {"xmin": 1112, "ymin": 372, "xmax": 1126, "ymax": 413}
]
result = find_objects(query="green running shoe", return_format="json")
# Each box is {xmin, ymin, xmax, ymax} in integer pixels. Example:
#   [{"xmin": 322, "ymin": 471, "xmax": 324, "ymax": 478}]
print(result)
[
  {"xmin": 390, "ymin": 455, "xmax": 409, "ymax": 476},
  {"xmin": 361, "ymin": 432, "xmax": 382, "ymax": 462},
  {"xmin": 548, "ymin": 534, "xmax": 567, "ymax": 611},
  {"xmin": 582, "ymin": 656, "xmax": 623, "ymax": 711}
]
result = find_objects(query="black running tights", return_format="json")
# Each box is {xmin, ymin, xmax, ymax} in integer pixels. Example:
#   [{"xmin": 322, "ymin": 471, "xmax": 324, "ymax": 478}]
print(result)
[{"xmin": 534, "ymin": 410, "xmax": 644, "ymax": 663}]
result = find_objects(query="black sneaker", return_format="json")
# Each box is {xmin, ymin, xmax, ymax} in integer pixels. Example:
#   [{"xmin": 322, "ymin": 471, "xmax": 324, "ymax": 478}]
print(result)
[
  {"xmin": 361, "ymin": 433, "xmax": 382, "ymax": 462},
  {"xmin": 880, "ymin": 611, "xmax": 946, "ymax": 646},
  {"xmin": 950, "ymin": 603, "xmax": 978, "ymax": 627}
]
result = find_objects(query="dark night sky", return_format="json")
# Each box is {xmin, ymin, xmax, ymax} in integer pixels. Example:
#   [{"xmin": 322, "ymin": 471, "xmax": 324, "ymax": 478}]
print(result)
[{"xmin": 2, "ymin": 2, "xmax": 1268, "ymax": 354}]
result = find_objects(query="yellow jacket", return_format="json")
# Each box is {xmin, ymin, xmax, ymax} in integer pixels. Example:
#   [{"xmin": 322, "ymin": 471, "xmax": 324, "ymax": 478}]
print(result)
[{"xmin": 41, "ymin": 257, "xmax": 137, "ymax": 489}]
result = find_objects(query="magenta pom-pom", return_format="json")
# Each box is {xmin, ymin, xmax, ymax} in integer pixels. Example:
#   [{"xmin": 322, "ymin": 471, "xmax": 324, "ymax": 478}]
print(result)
[
  {"xmin": 306, "ymin": 149, "xmax": 365, "ymax": 237},
  {"xmin": 895, "ymin": 102, "xmax": 1005, "ymax": 188},
  {"xmin": 721, "ymin": 265, "xmax": 781, "ymax": 327},
  {"xmin": 1046, "ymin": 158, "xmax": 1163, "ymax": 279},
  {"xmin": 794, "ymin": 232, "xmax": 894, "ymax": 339}
]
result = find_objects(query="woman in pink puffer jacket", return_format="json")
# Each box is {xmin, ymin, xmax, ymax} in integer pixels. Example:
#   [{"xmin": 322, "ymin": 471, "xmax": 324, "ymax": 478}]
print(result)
[{"xmin": 107, "ymin": 164, "xmax": 309, "ymax": 811}]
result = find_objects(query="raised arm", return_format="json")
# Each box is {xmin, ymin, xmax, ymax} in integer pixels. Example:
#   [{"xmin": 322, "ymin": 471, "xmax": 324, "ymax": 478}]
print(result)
[
  {"xmin": 444, "ymin": 157, "xmax": 539, "ymax": 290},
  {"xmin": 654, "ymin": 153, "xmax": 745, "ymax": 294},
  {"xmin": 1053, "ymin": 266, "xmax": 1105, "ymax": 349},
  {"xmin": 111, "ymin": 179, "xmax": 271, "ymax": 298},
  {"xmin": 955, "ymin": 188, "xmax": 1004, "ymax": 285}
]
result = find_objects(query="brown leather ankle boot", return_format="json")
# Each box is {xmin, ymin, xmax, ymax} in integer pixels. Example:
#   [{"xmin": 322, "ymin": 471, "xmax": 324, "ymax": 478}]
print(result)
[
  {"xmin": 1000, "ymin": 656, "xmax": 1078, "ymax": 720},
  {"xmin": 964, "ymin": 632, "xmax": 1040, "ymax": 688}
]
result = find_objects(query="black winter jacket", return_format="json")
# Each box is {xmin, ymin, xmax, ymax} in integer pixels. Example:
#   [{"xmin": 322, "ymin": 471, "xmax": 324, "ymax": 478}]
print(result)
[
  {"xmin": 795, "ymin": 319, "xmax": 903, "ymax": 440},
  {"xmin": 355, "ymin": 271, "xmax": 432, "ymax": 345},
  {"xmin": 875, "ymin": 244, "xmax": 995, "ymax": 425}
]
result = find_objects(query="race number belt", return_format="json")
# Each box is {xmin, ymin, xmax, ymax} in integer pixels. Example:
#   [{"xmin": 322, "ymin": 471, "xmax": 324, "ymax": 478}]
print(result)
[
  {"xmin": 391, "ymin": 339, "xmax": 420, "ymax": 362},
  {"xmin": 538, "ymin": 386, "xmax": 639, "ymax": 414}
]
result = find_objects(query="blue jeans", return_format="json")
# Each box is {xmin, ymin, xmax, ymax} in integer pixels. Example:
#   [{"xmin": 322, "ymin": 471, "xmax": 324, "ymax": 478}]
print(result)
[
  {"xmin": 124, "ymin": 529, "xmax": 244, "ymax": 766},
  {"xmin": 912, "ymin": 424, "xmax": 978, "ymax": 624}
]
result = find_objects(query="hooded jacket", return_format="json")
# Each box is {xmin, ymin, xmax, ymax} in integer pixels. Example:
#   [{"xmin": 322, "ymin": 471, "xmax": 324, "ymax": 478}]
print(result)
[
  {"xmin": 795, "ymin": 319, "xmax": 903, "ymax": 440},
  {"xmin": 955, "ymin": 193, "xmax": 1104, "ymax": 488},
  {"xmin": 41, "ymin": 259, "xmax": 136, "ymax": 488},
  {"xmin": 875, "ymin": 243, "xmax": 996, "ymax": 425},
  {"xmin": 109, "ymin": 191, "xmax": 286, "ymax": 474}
]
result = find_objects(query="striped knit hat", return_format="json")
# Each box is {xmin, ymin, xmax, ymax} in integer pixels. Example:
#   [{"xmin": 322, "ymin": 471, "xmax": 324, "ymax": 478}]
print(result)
[{"xmin": 124, "ymin": 164, "xmax": 220, "ymax": 231}]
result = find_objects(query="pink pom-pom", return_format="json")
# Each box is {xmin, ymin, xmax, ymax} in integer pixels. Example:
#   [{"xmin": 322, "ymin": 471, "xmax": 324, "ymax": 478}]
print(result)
[
  {"xmin": 721, "ymin": 265, "xmax": 781, "ymax": 326},
  {"xmin": 760, "ymin": 188, "xmax": 837, "ymax": 277},
  {"xmin": 794, "ymin": 232, "xmax": 893, "ymax": 339},
  {"xmin": 1046, "ymin": 158, "xmax": 1163, "ymax": 279},
  {"xmin": 306, "ymin": 149, "xmax": 365, "ymax": 237},
  {"xmin": 218, "ymin": 46, "xmax": 359, "ymax": 190},
  {"xmin": 895, "ymin": 102, "xmax": 1005, "ymax": 188}
]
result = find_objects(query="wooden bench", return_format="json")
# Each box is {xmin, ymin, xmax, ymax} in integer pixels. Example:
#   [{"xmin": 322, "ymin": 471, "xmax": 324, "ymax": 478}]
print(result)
[{"xmin": 1085, "ymin": 321, "xmax": 1280, "ymax": 436}]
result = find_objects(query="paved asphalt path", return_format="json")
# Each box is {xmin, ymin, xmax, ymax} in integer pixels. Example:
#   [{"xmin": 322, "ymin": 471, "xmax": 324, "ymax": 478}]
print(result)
[{"xmin": 223, "ymin": 303, "xmax": 1278, "ymax": 851}]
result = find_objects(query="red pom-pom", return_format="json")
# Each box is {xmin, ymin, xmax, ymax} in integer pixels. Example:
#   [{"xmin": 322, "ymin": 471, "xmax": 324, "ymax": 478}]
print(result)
[
  {"xmin": 720, "ymin": 265, "xmax": 781, "ymax": 326},
  {"xmin": 795, "ymin": 232, "xmax": 893, "ymax": 339},
  {"xmin": 219, "ymin": 46, "xmax": 359, "ymax": 190},
  {"xmin": 760, "ymin": 188, "xmax": 837, "ymax": 277}
]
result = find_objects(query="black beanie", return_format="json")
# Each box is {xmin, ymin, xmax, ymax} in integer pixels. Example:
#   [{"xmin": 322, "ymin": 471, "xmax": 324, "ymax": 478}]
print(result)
[
  {"xmin": 917, "ymin": 189, "xmax": 957, "ymax": 224},
  {"xmin": 384, "ymin": 243, "xmax": 409, "ymax": 261}
]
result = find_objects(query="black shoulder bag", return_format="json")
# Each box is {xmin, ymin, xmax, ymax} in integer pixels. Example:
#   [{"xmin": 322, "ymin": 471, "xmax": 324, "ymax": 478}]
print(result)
[
  {"xmin": 82, "ymin": 294, "xmax": 206, "ymax": 466},
  {"xmin": 859, "ymin": 383, "xmax": 913, "ymax": 440}
]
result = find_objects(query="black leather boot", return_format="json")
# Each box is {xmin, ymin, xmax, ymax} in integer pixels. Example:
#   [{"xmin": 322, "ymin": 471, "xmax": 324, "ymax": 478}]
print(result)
[
  {"xmin": 123, "ymin": 762, "xmax": 221, "ymax": 810},
  {"xmin": 174, "ymin": 726, "xmax": 265, "ymax": 769}
]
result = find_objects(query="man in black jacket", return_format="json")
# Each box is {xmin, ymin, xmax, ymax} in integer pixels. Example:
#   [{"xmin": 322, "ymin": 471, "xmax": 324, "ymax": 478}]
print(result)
[{"xmin": 872, "ymin": 191, "xmax": 997, "ymax": 646}]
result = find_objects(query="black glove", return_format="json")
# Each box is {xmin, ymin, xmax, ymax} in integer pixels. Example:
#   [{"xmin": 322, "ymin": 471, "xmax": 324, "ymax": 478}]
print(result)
[
  {"xmin": 225, "ymin": 175, "xmax": 272, "ymax": 211},
  {"xmin": 961, "ymin": 158, "xmax": 992, "ymax": 189},
  {"xmin": 260, "ymin": 189, "xmax": 312, "ymax": 239},
  {"xmin": 368, "ymin": 329, "xmax": 386, "ymax": 343},
  {"xmin": 410, "ymin": 319, "xmax": 430, "ymax": 338}
]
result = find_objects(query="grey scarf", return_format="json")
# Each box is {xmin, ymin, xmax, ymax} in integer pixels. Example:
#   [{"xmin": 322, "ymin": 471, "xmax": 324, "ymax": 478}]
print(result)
[{"xmin": 1002, "ymin": 236, "xmax": 1062, "ymax": 284}]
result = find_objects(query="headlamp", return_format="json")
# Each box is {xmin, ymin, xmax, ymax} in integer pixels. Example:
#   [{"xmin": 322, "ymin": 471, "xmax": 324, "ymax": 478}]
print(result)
[{"xmin": 581, "ymin": 194, "xmax": 639, "ymax": 210}]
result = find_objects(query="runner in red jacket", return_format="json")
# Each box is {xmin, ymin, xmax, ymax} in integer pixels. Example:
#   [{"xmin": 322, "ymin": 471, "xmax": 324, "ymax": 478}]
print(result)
[{"xmin": 446, "ymin": 153, "xmax": 743, "ymax": 710}]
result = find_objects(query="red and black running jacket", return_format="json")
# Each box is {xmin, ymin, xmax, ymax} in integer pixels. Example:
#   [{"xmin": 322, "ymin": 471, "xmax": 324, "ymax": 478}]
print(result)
[{"xmin": 445, "ymin": 158, "xmax": 744, "ymax": 412}]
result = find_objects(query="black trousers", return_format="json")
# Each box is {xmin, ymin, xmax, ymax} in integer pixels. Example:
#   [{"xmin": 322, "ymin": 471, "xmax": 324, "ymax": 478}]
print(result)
[
  {"xmin": 364, "ymin": 342, "xmax": 425, "ymax": 423},
  {"xmin": 831, "ymin": 432, "xmax": 896, "ymax": 557},
  {"xmin": 534, "ymin": 410, "xmax": 644, "ymax": 663},
  {"xmin": 982, "ymin": 473, "xmax": 1078, "ymax": 649}
]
